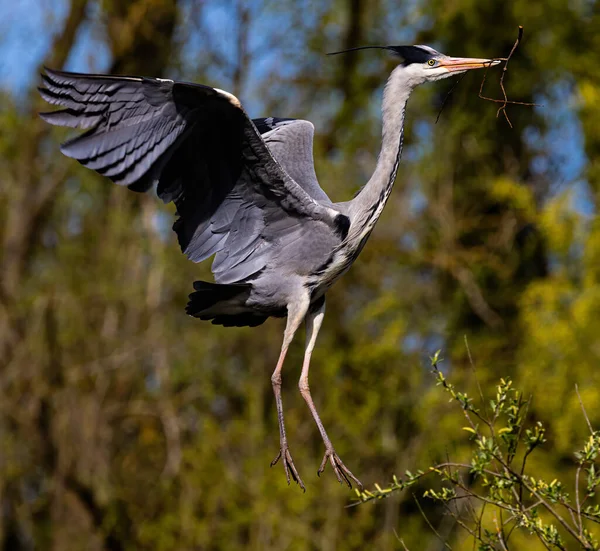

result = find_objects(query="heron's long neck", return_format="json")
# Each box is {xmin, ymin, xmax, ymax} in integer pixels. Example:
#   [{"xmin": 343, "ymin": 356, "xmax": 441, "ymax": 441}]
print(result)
[{"xmin": 348, "ymin": 71, "xmax": 413, "ymax": 240}]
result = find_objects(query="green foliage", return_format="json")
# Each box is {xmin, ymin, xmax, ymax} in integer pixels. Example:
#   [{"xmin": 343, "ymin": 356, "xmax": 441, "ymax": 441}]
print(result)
[{"xmin": 357, "ymin": 352, "xmax": 600, "ymax": 550}]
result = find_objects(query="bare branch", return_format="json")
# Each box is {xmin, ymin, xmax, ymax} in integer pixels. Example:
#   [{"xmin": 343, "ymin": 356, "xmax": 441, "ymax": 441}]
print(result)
[
  {"xmin": 575, "ymin": 384, "xmax": 594, "ymax": 435},
  {"xmin": 413, "ymin": 494, "xmax": 453, "ymax": 550},
  {"xmin": 478, "ymin": 26, "xmax": 539, "ymax": 127}
]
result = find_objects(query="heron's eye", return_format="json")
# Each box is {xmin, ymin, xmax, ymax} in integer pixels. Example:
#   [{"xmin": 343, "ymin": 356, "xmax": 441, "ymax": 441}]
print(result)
[{"xmin": 427, "ymin": 59, "xmax": 436, "ymax": 67}]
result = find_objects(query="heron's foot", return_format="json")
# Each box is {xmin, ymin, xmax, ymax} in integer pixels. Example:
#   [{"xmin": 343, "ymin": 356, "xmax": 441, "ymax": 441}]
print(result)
[
  {"xmin": 318, "ymin": 447, "xmax": 363, "ymax": 490},
  {"xmin": 271, "ymin": 444, "xmax": 305, "ymax": 491}
]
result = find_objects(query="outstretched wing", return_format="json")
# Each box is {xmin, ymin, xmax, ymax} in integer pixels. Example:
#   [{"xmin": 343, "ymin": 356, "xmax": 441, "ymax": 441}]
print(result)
[
  {"xmin": 253, "ymin": 117, "xmax": 331, "ymax": 204},
  {"xmin": 39, "ymin": 69, "xmax": 348, "ymax": 283}
]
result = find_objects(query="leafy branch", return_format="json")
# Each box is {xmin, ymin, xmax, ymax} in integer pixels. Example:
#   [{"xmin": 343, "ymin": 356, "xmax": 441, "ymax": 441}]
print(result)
[{"xmin": 352, "ymin": 348, "xmax": 600, "ymax": 550}]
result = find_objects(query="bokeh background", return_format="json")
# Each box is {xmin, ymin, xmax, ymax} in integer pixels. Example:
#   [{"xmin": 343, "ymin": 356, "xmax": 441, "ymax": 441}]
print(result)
[{"xmin": 1, "ymin": 0, "xmax": 599, "ymax": 549}]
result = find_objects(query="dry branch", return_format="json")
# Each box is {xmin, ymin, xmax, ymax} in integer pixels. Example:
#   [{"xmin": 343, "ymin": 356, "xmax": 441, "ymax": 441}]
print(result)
[
  {"xmin": 478, "ymin": 26, "xmax": 539, "ymax": 127},
  {"xmin": 436, "ymin": 26, "xmax": 537, "ymax": 126}
]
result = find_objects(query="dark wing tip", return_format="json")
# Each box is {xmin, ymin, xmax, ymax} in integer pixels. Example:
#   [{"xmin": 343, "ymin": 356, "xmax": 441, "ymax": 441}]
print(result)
[
  {"xmin": 42, "ymin": 67, "xmax": 69, "ymax": 82},
  {"xmin": 38, "ymin": 111, "xmax": 54, "ymax": 123},
  {"xmin": 43, "ymin": 66, "xmax": 144, "ymax": 84}
]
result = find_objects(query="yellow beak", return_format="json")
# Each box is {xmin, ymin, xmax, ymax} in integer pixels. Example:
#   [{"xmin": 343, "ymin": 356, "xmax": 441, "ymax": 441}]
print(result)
[{"xmin": 438, "ymin": 57, "xmax": 501, "ymax": 73}]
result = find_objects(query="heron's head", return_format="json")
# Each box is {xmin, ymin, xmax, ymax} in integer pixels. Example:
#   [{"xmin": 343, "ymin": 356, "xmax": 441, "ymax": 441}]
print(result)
[
  {"xmin": 329, "ymin": 44, "xmax": 500, "ymax": 88},
  {"xmin": 387, "ymin": 45, "xmax": 500, "ymax": 86}
]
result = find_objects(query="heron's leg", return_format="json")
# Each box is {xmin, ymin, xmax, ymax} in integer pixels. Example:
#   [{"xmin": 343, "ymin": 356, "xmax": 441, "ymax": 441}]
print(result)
[
  {"xmin": 270, "ymin": 294, "xmax": 310, "ymax": 490},
  {"xmin": 299, "ymin": 298, "xmax": 363, "ymax": 490}
]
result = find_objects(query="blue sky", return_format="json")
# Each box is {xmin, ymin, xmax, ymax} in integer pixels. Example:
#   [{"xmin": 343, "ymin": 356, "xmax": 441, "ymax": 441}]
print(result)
[{"xmin": 0, "ymin": 0, "xmax": 109, "ymax": 94}]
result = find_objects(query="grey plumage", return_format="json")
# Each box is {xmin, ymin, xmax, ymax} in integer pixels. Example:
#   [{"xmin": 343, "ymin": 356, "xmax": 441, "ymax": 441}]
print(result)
[
  {"xmin": 39, "ymin": 69, "xmax": 345, "ymax": 300},
  {"xmin": 39, "ymin": 46, "xmax": 500, "ymax": 490},
  {"xmin": 255, "ymin": 117, "xmax": 331, "ymax": 204}
]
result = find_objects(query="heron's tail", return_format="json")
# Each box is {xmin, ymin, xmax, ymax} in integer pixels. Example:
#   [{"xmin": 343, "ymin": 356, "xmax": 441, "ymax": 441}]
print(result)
[{"xmin": 186, "ymin": 281, "xmax": 267, "ymax": 328}]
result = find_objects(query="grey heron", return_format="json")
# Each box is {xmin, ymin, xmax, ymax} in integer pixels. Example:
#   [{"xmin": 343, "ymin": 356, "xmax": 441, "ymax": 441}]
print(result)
[{"xmin": 39, "ymin": 45, "xmax": 499, "ymax": 491}]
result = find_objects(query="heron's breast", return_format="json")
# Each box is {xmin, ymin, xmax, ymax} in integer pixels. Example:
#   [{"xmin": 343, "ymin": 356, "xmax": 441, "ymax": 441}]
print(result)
[{"xmin": 306, "ymin": 237, "xmax": 369, "ymax": 293}]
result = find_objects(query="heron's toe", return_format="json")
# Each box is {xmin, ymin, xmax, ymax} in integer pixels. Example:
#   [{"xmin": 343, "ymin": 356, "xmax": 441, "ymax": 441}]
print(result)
[
  {"xmin": 271, "ymin": 445, "xmax": 305, "ymax": 491},
  {"xmin": 318, "ymin": 448, "xmax": 363, "ymax": 490}
]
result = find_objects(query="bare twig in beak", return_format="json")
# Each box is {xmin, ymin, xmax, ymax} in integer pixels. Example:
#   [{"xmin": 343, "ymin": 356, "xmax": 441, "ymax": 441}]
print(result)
[{"xmin": 478, "ymin": 26, "xmax": 539, "ymax": 128}]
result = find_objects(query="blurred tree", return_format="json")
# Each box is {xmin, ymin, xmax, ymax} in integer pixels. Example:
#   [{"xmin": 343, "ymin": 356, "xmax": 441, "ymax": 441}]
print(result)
[
  {"xmin": 1, "ymin": 0, "xmax": 180, "ymax": 549},
  {"xmin": 0, "ymin": 0, "xmax": 598, "ymax": 549},
  {"xmin": 1, "ymin": 1, "xmax": 91, "ymax": 548}
]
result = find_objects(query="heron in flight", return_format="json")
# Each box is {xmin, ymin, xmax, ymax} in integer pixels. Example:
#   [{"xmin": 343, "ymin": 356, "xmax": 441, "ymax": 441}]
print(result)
[{"xmin": 40, "ymin": 45, "xmax": 499, "ymax": 491}]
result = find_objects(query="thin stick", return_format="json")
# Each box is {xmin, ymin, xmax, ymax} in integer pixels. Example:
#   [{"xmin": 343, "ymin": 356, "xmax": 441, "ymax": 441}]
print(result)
[
  {"xmin": 493, "ymin": 515, "xmax": 510, "ymax": 551},
  {"xmin": 435, "ymin": 72, "xmax": 468, "ymax": 123},
  {"xmin": 392, "ymin": 529, "xmax": 410, "ymax": 551},
  {"xmin": 499, "ymin": 26, "xmax": 523, "ymax": 126},
  {"xmin": 464, "ymin": 335, "xmax": 488, "ymax": 418},
  {"xmin": 575, "ymin": 384, "xmax": 594, "ymax": 434},
  {"xmin": 478, "ymin": 26, "xmax": 538, "ymax": 127},
  {"xmin": 413, "ymin": 494, "xmax": 453, "ymax": 550},
  {"xmin": 575, "ymin": 464, "xmax": 584, "ymax": 536}
]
